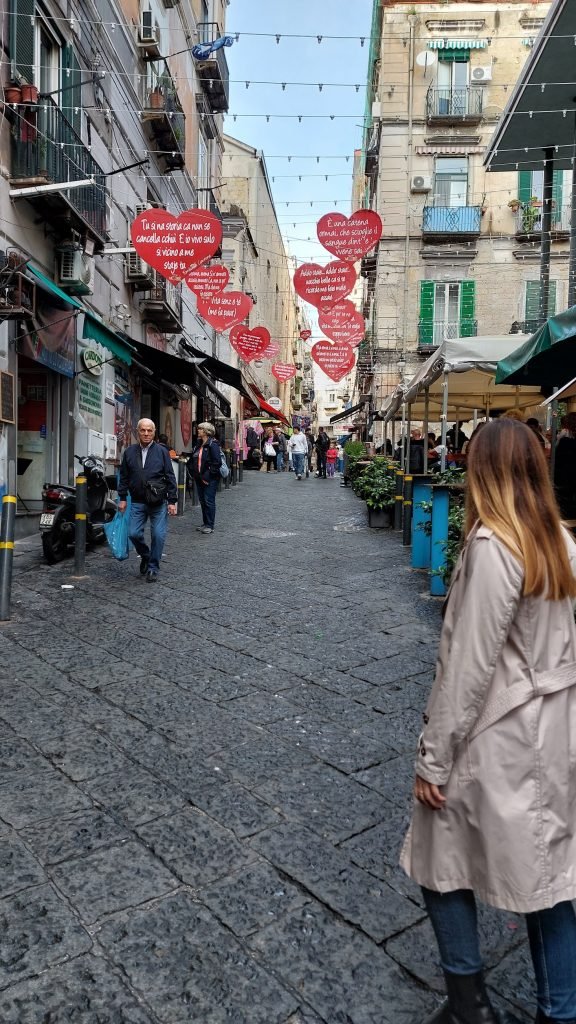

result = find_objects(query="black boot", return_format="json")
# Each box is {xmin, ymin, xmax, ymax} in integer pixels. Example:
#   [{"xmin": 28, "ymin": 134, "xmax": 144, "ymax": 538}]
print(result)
[{"xmin": 421, "ymin": 971, "xmax": 499, "ymax": 1024}]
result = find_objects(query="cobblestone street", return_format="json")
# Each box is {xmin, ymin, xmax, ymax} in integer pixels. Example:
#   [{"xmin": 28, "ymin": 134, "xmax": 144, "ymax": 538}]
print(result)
[{"xmin": 0, "ymin": 471, "xmax": 530, "ymax": 1024}]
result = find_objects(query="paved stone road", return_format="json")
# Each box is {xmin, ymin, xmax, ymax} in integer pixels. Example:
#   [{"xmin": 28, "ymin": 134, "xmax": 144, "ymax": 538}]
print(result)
[{"xmin": 0, "ymin": 471, "xmax": 531, "ymax": 1023}]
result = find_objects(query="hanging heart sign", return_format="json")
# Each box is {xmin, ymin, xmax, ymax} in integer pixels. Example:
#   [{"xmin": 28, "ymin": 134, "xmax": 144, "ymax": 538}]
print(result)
[
  {"xmin": 317, "ymin": 210, "xmax": 382, "ymax": 263},
  {"xmin": 197, "ymin": 291, "xmax": 253, "ymax": 332},
  {"xmin": 311, "ymin": 341, "xmax": 356, "ymax": 382},
  {"xmin": 319, "ymin": 302, "xmax": 365, "ymax": 347},
  {"xmin": 262, "ymin": 340, "xmax": 281, "ymax": 359},
  {"xmin": 186, "ymin": 264, "xmax": 229, "ymax": 300},
  {"xmin": 300, "ymin": 329, "xmax": 312, "ymax": 341},
  {"xmin": 293, "ymin": 261, "xmax": 357, "ymax": 313},
  {"xmin": 229, "ymin": 325, "xmax": 271, "ymax": 362},
  {"xmin": 131, "ymin": 209, "xmax": 223, "ymax": 283},
  {"xmin": 271, "ymin": 362, "xmax": 297, "ymax": 383}
]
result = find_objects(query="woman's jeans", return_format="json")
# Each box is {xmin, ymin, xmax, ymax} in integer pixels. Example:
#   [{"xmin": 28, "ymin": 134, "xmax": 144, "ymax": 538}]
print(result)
[
  {"xmin": 423, "ymin": 888, "xmax": 576, "ymax": 1021},
  {"xmin": 197, "ymin": 477, "xmax": 218, "ymax": 529},
  {"xmin": 276, "ymin": 451, "xmax": 285, "ymax": 472},
  {"xmin": 292, "ymin": 452, "xmax": 305, "ymax": 476},
  {"xmin": 128, "ymin": 502, "xmax": 168, "ymax": 572}
]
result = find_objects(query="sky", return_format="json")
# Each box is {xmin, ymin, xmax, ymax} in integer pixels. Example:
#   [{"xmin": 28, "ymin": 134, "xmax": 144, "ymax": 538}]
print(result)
[{"xmin": 223, "ymin": 0, "xmax": 374, "ymax": 390}]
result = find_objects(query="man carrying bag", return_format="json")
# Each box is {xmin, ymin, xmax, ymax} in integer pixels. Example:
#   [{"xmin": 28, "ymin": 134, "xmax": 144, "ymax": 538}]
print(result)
[{"xmin": 118, "ymin": 418, "xmax": 177, "ymax": 582}]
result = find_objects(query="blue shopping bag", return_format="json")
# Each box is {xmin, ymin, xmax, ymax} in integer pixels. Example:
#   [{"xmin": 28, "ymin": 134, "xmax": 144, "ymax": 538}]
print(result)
[{"xmin": 103, "ymin": 496, "xmax": 132, "ymax": 560}]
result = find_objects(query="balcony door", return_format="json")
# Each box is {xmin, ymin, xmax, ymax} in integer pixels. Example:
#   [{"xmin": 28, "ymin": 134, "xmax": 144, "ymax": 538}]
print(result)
[
  {"xmin": 437, "ymin": 57, "xmax": 469, "ymax": 115},
  {"xmin": 434, "ymin": 283, "xmax": 461, "ymax": 343},
  {"xmin": 419, "ymin": 280, "xmax": 476, "ymax": 346}
]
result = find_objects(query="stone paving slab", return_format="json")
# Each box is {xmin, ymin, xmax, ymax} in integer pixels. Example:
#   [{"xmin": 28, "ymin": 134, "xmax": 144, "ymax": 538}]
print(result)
[{"xmin": 0, "ymin": 883, "xmax": 91, "ymax": 989}]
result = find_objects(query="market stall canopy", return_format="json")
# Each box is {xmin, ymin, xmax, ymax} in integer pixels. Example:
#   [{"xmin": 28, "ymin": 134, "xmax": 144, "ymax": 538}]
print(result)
[
  {"xmin": 540, "ymin": 374, "xmax": 576, "ymax": 405},
  {"xmin": 495, "ymin": 306, "xmax": 576, "ymax": 387},
  {"xmin": 382, "ymin": 335, "xmax": 546, "ymax": 422},
  {"xmin": 484, "ymin": 0, "xmax": 576, "ymax": 171}
]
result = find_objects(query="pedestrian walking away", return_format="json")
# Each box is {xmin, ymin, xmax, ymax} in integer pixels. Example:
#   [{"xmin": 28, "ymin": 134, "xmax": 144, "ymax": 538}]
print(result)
[
  {"xmin": 191, "ymin": 422, "xmax": 222, "ymax": 534},
  {"xmin": 326, "ymin": 441, "xmax": 338, "ymax": 478},
  {"xmin": 315, "ymin": 428, "xmax": 330, "ymax": 478},
  {"xmin": 117, "ymin": 418, "xmax": 178, "ymax": 582},
  {"xmin": 287, "ymin": 426, "xmax": 308, "ymax": 480},
  {"xmin": 401, "ymin": 418, "xmax": 576, "ymax": 1024}
]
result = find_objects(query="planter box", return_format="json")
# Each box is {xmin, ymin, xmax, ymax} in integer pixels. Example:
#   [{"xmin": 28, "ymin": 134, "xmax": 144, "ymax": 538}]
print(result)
[{"xmin": 368, "ymin": 506, "xmax": 394, "ymax": 529}]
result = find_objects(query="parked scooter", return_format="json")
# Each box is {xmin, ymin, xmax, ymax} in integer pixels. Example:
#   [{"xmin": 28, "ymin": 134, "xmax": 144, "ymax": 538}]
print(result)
[{"xmin": 39, "ymin": 454, "xmax": 117, "ymax": 564}]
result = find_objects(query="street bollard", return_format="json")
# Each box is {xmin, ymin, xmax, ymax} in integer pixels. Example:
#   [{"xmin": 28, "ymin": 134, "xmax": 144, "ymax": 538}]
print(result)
[
  {"xmin": 402, "ymin": 474, "xmax": 413, "ymax": 547},
  {"xmin": 224, "ymin": 450, "xmax": 232, "ymax": 490},
  {"xmin": 238, "ymin": 458, "xmax": 243, "ymax": 483},
  {"xmin": 73, "ymin": 475, "xmax": 87, "ymax": 577},
  {"xmin": 0, "ymin": 495, "xmax": 16, "ymax": 621},
  {"xmin": 231, "ymin": 450, "xmax": 238, "ymax": 486},
  {"xmin": 177, "ymin": 459, "xmax": 186, "ymax": 516},
  {"xmin": 394, "ymin": 470, "xmax": 404, "ymax": 531}
]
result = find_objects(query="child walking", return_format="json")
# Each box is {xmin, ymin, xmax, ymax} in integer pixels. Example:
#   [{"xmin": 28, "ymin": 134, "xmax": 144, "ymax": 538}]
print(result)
[{"xmin": 326, "ymin": 441, "xmax": 338, "ymax": 478}]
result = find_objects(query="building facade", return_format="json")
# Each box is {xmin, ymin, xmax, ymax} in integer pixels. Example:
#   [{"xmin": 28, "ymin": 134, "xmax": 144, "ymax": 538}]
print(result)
[{"xmin": 358, "ymin": 0, "xmax": 562, "ymax": 422}]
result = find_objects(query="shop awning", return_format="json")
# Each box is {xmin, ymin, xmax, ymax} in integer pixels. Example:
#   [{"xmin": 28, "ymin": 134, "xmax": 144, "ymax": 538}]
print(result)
[
  {"xmin": 134, "ymin": 341, "xmax": 231, "ymax": 417},
  {"xmin": 27, "ymin": 264, "xmax": 83, "ymax": 310},
  {"xmin": 259, "ymin": 398, "xmax": 290, "ymax": 425},
  {"xmin": 180, "ymin": 338, "xmax": 244, "ymax": 392},
  {"xmin": 495, "ymin": 306, "xmax": 576, "ymax": 388},
  {"xmin": 330, "ymin": 401, "xmax": 364, "ymax": 424}
]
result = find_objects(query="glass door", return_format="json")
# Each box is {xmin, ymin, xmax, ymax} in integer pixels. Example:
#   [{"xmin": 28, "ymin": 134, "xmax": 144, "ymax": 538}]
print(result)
[{"xmin": 434, "ymin": 283, "xmax": 461, "ymax": 344}]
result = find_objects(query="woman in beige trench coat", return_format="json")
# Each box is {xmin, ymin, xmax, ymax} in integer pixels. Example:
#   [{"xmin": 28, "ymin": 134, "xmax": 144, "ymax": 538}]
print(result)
[{"xmin": 400, "ymin": 419, "xmax": 576, "ymax": 1024}]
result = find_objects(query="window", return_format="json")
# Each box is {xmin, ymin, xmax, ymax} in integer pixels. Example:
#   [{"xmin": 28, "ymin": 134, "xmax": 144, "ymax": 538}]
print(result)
[
  {"xmin": 329, "ymin": 392, "xmax": 335, "ymax": 403},
  {"xmin": 434, "ymin": 157, "xmax": 468, "ymax": 207},
  {"xmin": 419, "ymin": 280, "xmax": 476, "ymax": 346},
  {"xmin": 517, "ymin": 170, "xmax": 566, "ymax": 230},
  {"xmin": 198, "ymin": 131, "xmax": 209, "ymax": 198},
  {"xmin": 437, "ymin": 53, "xmax": 469, "ymax": 115},
  {"xmin": 524, "ymin": 280, "xmax": 557, "ymax": 329}
]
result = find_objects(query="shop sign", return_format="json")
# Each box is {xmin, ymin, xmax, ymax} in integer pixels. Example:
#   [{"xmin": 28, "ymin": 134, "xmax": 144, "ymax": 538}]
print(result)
[
  {"xmin": 105, "ymin": 379, "xmax": 115, "ymax": 403},
  {"xmin": 82, "ymin": 348, "xmax": 104, "ymax": 376},
  {"xmin": 78, "ymin": 374, "xmax": 103, "ymax": 419},
  {"xmin": 266, "ymin": 396, "xmax": 282, "ymax": 410}
]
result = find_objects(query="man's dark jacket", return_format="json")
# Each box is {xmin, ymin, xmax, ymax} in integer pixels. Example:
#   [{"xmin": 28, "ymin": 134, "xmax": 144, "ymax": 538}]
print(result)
[
  {"xmin": 315, "ymin": 432, "xmax": 330, "ymax": 453},
  {"xmin": 118, "ymin": 442, "xmax": 177, "ymax": 504}
]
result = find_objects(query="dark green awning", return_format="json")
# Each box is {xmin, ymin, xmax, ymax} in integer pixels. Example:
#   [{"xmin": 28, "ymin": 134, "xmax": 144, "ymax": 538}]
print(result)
[
  {"xmin": 27, "ymin": 264, "xmax": 83, "ymax": 310},
  {"xmin": 82, "ymin": 313, "xmax": 134, "ymax": 366},
  {"xmin": 495, "ymin": 306, "xmax": 576, "ymax": 388}
]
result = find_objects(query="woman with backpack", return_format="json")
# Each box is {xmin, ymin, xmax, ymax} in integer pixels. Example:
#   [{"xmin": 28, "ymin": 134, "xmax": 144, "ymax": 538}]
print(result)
[{"xmin": 190, "ymin": 422, "xmax": 222, "ymax": 534}]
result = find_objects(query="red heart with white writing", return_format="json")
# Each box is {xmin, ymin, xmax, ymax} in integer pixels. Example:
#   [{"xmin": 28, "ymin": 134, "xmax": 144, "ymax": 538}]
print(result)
[
  {"xmin": 317, "ymin": 210, "xmax": 382, "ymax": 263},
  {"xmin": 186, "ymin": 264, "xmax": 229, "ymax": 300},
  {"xmin": 294, "ymin": 261, "xmax": 357, "ymax": 313},
  {"xmin": 131, "ymin": 209, "xmax": 223, "ymax": 283},
  {"xmin": 300, "ymin": 329, "xmax": 312, "ymax": 341},
  {"xmin": 311, "ymin": 341, "xmax": 356, "ymax": 382},
  {"xmin": 197, "ymin": 292, "xmax": 253, "ymax": 332},
  {"xmin": 319, "ymin": 301, "xmax": 365, "ymax": 348},
  {"xmin": 262, "ymin": 340, "xmax": 281, "ymax": 359},
  {"xmin": 229, "ymin": 325, "xmax": 271, "ymax": 362},
  {"xmin": 271, "ymin": 362, "xmax": 297, "ymax": 383}
]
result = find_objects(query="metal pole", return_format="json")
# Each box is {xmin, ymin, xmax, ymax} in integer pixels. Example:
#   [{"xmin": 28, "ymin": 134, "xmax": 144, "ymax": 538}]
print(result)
[
  {"xmin": 231, "ymin": 449, "xmax": 238, "ymax": 485},
  {"xmin": 423, "ymin": 387, "xmax": 430, "ymax": 473},
  {"xmin": 569, "ymin": 117, "xmax": 576, "ymax": 307},
  {"xmin": 224, "ymin": 450, "xmax": 231, "ymax": 490},
  {"xmin": 539, "ymin": 148, "xmax": 554, "ymax": 323},
  {"xmin": 0, "ymin": 495, "xmax": 16, "ymax": 621},
  {"xmin": 177, "ymin": 459, "xmax": 186, "ymax": 516},
  {"xmin": 394, "ymin": 469, "xmax": 404, "ymax": 530},
  {"xmin": 403, "ymin": 474, "xmax": 413, "ymax": 547},
  {"xmin": 238, "ymin": 457, "xmax": 243, "ymax": 483},
  {"xmin": 406, "ymin": 404, "xmax": 412, "ymax": 473},
  {"xmin": 440, "ymin": 371, "xmax": 449, "ymax": 473},
  {"xmin": 391, "ymin": 416, "xmax": 396, "ymax": 455},
  {"xmin": 73, "ymin": 474, "xmax": 87, "ymax": 577},
  {"xmin": 550, "ymin": 389, "xmax": 559, "ymax": 482},
  {"xmin": 400, "ymin": 403, "xmax": 406, "ymax": 471}
]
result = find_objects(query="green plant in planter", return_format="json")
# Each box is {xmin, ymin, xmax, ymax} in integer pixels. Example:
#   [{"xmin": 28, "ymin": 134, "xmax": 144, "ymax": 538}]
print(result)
[
  {"xmin": 353, "ymin": 461, "xmax": 395, "ymax": 509},
  {"xmin": 344, "ymin": 439, "xmax": 367, "ymax": 483}
]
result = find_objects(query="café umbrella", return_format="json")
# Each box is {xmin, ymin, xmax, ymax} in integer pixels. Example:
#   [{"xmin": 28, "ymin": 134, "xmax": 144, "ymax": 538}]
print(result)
[{"xmin": 495, "ymin": 306, "xmax": 576, "ymax": 388}]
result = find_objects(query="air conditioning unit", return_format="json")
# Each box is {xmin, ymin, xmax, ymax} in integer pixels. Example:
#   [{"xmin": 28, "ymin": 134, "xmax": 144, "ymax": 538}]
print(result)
[
  {"xmin": 125, "ymin": 249, "xmax": 154, "ymax": 288},
  {"xmin": 135, "ymin": 203, "xmax": 150, "ymax": 218},
  {"xmin": 471, "ymin": 65, "xmax": 493, "ymax": 83},
  {"xmin": 138, "ymin": 11, "xmax": 161, "ymax": 55},
  {"xmin": 371, "ymin": 100, "xmax": 382, "ymax": 118},
  {"xmin": 411, "ymin": 174, "xmax": 432, "ymax": 193},
  {"xmin": 57, "ymin": 249, "xmax": 94, "ymax": 296}
]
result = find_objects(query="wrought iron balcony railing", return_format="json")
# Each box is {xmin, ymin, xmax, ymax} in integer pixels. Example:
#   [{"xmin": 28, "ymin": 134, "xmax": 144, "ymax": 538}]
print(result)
[
  {"xmin": 11, "ymin": 96, "xmax": 107, "ymax": 241},
  {"xmin": 142, "ymin": 67, "xmax": 185, "ymax": 171},
  {"xmin": 418, "ymin": 319, "xmax": 478, "ymax": 348},
  {"xmin": 426, "ymin": 87, "xmax": 484, "ymax": 121},
  {"xmin": 196, "ymin": 22, "xmax": 230, "ymax": 113},
  {"xmin": 514, "ymin": 203, "xmax": 571, "ymax": 236},
  {"xmin": 422, "ymin": 205, "xmax": 482, "ymax": 235}
]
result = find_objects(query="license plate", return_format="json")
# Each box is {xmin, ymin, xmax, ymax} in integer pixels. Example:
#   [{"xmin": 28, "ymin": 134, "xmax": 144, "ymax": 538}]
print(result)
[{"xmin": 39, "ymin": 513, "xmax": 55, "ymax": 528}]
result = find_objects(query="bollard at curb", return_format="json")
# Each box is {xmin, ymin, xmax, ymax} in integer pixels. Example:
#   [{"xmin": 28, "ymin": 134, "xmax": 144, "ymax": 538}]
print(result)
[
  {"xmin": 238, "ymin": 458, "xmax": 243, "ymax": 483},
  {"xmin": 402, "ymin": 474, "xmax": 413, "ymax": 547},
  {"xmin": 231, "ymin": 450, "xmax": 238, "ymax": 486},
  {"xmin": 394, "ymin": 470, "xmax": 404, "ymax": 531},
  {"xmin": 73, "ymin": 475, "xmax": 87, "ymax": 577},
  {"xmin": 224, "ymin": 450, "xmax": 232, "ymax": 490},
  {"xmin": 177, "ymin": 459, "xmax": 186, "ymax": 516},
  {"xmin": 0, "ymin": 495, "xmax": 16, "ymax": 622}
]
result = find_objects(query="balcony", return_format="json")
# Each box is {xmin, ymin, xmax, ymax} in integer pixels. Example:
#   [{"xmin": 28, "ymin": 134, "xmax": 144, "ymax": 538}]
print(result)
[
  {"xmin": 140, "ymin": 272, "xmax": 183, "ymax": 332},
  {"xmin": 511, "ymin": 319, "xmax": 544, "ymax": 336},
  {"xmin": 422, "ymin": 205, "xmax": 482, "ymax": 239},
  {"xmin": 142, "ymin": 69, "xmax": 185, "ymax": 172},
  {"xmin": 514, "ymin": 203, "xmax": 571, "ymax": 240},
  {"xmin": 10, "ymin": 96, "xmax": 107, "ymax": 245},
  {"xmin": 426, "ymin": 87, "xmax": 484, "ymax": 124},
  {"xmin": 195, "ymin": 23, "xmax": 230, "ymax": 114},
  {"xmin": 418, "ymin": 319, "xmax": 477, "ymax": 351}
]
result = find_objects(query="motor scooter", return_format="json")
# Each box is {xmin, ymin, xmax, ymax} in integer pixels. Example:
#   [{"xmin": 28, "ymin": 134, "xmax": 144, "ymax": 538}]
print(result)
[{"xmin": 39, "ymin": 454, "xmax": 117, "ymax": 564}]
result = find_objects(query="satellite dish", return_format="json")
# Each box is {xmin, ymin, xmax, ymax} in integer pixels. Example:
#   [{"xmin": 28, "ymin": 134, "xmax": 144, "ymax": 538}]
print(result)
[{"xmin": 416, "ymin": 50, "xmax": 437, "ymax": 68}]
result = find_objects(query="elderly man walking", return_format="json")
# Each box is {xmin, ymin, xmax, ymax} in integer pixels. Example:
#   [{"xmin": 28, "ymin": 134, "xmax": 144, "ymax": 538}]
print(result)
[{"xmin": 118, "ymin": 418, "xmax": 177, "ymax": 582}]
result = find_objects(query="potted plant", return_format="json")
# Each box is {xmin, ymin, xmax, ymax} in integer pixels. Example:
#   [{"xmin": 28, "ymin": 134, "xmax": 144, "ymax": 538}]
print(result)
[
  {"xmin": 21, "ymin": 83, "xmax": 38, "ymax": 104},
  {"xmin": 353, "ymin": 460, "xmax": 396, "ymax": 527},
  {"xmin": 5, "ymin": 84, "xmax": 22, "ymax": 104},
  {"xmin": 149, "ymin": 86, "xmax": 164, "ymax": 110}
]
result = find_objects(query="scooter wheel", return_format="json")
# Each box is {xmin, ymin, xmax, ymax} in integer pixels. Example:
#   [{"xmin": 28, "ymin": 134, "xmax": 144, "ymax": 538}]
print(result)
[{"xmin": 42, "ymin": 530, "xmax": 69, "ymax": 564}]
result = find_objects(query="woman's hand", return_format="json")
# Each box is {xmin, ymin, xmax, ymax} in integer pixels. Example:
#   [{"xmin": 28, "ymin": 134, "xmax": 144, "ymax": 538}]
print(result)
[{"xmin": 414, "ymin": 775, "xmax": 446, "ymax": 810}]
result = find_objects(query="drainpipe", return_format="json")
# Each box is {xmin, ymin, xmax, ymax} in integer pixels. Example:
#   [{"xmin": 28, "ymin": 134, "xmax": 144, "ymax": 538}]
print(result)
[
  {"xmin": 539, "ymin": 149, "xmax": 554, "ymax": 322},
  {"xmin": 401, "ymin": 14, "xmax": 417, "ymax": 376}
]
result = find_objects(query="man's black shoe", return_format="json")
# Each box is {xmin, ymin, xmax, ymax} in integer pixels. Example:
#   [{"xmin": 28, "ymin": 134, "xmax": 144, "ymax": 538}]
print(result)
[
  {"xmin": 146, "ymin": 570, "xmax": 158, "ymax": 583},
  {"xmin": 139, "ymin": 557, "xmax": 149, "ymax": 576}
]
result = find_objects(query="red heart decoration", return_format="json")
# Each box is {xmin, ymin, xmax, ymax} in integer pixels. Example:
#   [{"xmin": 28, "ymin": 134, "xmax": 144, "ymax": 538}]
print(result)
[
  {"xmin": 197, "ymin": 292, "xmax": 253, "ymax": 332},
  {"xmin": 300, "ymin": 329, "xmax": 312, "ymax": 341},
  {"xmin": 293, "ymin": 261, "xmax": 357, "ymax": 313},
  {"xmin": 262, "ymin": 340, "xmax": 281, "ymax": 359},
  {"xmin": 317, "ymin": 210, "xmax": 382, "ymax": 263},
  {"xmin": 186, "ymin": 264, "xmax": 229, "ymax": 300},
  {"xmin": 229, "ymin": 325, "xmax": 271, "ymax": 362},
  {"xmin": 311, "ymin": 341, "xmax": 356, "ymax": 382},
  {"xmin": 319, "ymin": 302, "xmax": 365, "ymax": 348},
  {"xmin": 130, "ymin": 209, "xmax": 223, "ymax": 283},
  {"xmin": 271, "ymin": 362, "xmax": 297, "ymax": 383}
]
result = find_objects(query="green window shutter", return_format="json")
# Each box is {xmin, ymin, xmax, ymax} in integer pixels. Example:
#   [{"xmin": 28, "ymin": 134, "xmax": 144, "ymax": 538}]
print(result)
[
  {"xmin": 548, "ymin": 280, "xmax": 557, "ymax": 315},
  {"xmin": 62, "ymin": 45, "xmax": 82, "ymax": 136},
  {"xmin": 518, "ymin": 171, "xmax": 532, "ymax": 204},
  {"xmin": 525, "ymin": 280, "xmax": 556, "ymax": 321},
  {"xmin": 459, "ymin": 280, "xmax": 475, "ymax": 336},
  {"xmin": 9, "ymin": 0, "xmax": 35, "ymax": 84},
  {"xmin": 419, "ymin": 281, "xmax": 435, "ymax": 345},
  {"xmin": 552, "ymin": 170, "xmax": 563, "ymax": 218}
]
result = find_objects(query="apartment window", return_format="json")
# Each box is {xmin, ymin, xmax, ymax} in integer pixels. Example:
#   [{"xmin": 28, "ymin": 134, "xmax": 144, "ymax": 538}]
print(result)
[
  {"xmin": 329, "ymin": 392, "xmax": 335, "ymax": 403},
  {"xmin": 434, "ymin": 157, "xmax": 468, "ymax": 207},
  {"xmin": 419, "ymin": 280, "xmax": 476, "ymax": 346},
  {"xmin": 517, "ymin": 170, "xmax": 566, "ymax": 229},
  {"xmin": 524, "ymin": 280, "xmax": 557, "ymax": 329},
  {"xmin": 437, "ymin": 53, "xmax": 469, "ymax": 115}
]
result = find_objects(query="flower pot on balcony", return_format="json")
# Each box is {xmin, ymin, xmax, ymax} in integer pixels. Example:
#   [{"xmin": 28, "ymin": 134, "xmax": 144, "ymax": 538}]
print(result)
[
  {"xmin": 5, "ymin": 86, "xmax": 21, "ymax": 104},
  {"xmin": 149, "ymin": 89, "xmax": 165, "ymax": 110},
  {"xmin": 21, "ymin": 84, "xmax": 38, "ymax": 104}
]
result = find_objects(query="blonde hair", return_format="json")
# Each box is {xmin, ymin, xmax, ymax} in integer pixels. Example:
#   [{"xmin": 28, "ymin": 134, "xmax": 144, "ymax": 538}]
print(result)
[
  {"xmin": 466, "ymin": 419, "xmax": 576, "ymax": 601},
  {"xmin": 500, "ymin": 409, "xmax": 525, "ymax": 422}
]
